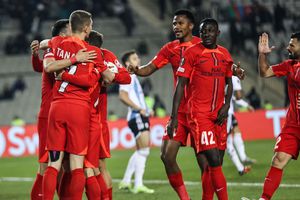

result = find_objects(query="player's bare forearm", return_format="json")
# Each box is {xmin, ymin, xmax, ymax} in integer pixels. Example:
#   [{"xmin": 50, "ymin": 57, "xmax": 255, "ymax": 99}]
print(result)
[
  {"xmin": 119, "ymin": 90, "xmax": 142, "ymax": 111},
  {"xmin": 135, "ymin": 63, "xmax": 157, "ymax": 77},
  {"xmin": 224, "ymin": 77, "xmax": 233, "ymax": 106},
  {"xmin": 44, "ymin": 58, "xmax": 72, "ymax": 73},
  {"xmin": 170, "ymin": 77, "xmax": 188, "ymax": 118},
  {"xmin": 258, "ymin": 53, "xmax": 272, "ymax": 77}
]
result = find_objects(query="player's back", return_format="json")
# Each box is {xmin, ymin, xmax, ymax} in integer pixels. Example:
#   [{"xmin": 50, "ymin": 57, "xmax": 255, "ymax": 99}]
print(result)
[{"xmin": 52, "ymin": 36, "xmax": 94, "ymax": 103}]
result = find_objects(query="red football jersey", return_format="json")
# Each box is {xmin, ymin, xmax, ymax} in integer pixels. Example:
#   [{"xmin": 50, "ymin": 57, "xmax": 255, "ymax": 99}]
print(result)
[
  {"xmin": 151, "ymin": 36, "xmax": 201, "ymax": 113},
  {"xmin": 46, "ymin": 36, "xmax": 106, "ymax": 103},
  {"xmin": 97, "ymin": 48, "xmax": 130, "ymax": 122},
  {"xmin": 177, "ymin": 43, "xmax": 233, "ymax": 113},
  {"xmin": 272, "ymin": 60, "xmax": 300, "ymax": 128},
  {"xmin": 33, "ymin": 36, "xmax": 64, "ymax": 118}
]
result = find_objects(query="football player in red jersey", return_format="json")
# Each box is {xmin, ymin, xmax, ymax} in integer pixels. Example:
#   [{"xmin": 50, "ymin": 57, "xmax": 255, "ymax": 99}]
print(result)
[
  {"xmin": 30, "ymin": 19, "xmax": 95, "ymax": 200},
  {"xmin": 258, "ymin": 32, "xmax": 300, "ymax": 200},
  {"xmin": 57, "ymin": 30, "xmax": 131, "ymax": 200},
  {"xmin": 168, "ymin": 18, "xmax": 233, "ymax": 200},
  {"xmin": 129, "ymin": 10, "xmax": 243, "ymax": 200},
  {"xmin": 42, "ymin": 10, "xmax": 115, "ymax": 200}
]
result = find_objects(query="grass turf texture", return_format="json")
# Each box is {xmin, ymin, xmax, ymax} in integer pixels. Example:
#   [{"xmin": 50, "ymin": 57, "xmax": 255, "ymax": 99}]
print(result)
[{"xmin": 0, "ymin": 140, "xmax": 299, "ymax": 199}]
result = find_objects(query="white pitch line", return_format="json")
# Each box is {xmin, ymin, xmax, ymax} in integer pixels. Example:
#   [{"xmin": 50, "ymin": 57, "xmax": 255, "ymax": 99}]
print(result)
[{"xmin": 1, "ymin": 177, "xmax": 300, "ymax": 188}]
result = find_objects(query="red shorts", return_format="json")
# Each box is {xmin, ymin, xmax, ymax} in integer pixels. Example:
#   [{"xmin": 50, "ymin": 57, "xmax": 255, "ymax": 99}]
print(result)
[
  {"xmin": 274, "ymin": 126, "xmax": 300, "ymax": 160},
  {"xmin": 162, "ymin": 112, "xmax": 190, "ymax": 146},
  {"xmin": 188, "ymin": 112, "xmax": 220, "ymax": 153},
  {"xmin": 99, "ymin": 120, "xmax": 111, "ymax": 159},
  {"xmin": 37, "ymin": 117, "xmax": 48, "ymax": 163},
  {"xmin": 85, "ymin": 112, "xmax": 101, "ymax": 168},
  {"xmin": 47, "ymin": 101, "xmax": 90, "ymax": 155}
]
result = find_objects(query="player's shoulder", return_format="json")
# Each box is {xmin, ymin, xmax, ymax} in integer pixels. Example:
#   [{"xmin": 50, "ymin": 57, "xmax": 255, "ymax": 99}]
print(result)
[
  {"xmin": 49, "ymin": 36, "xmax": 64, "ymax": 49},
  {"xmin": 185, "ymin": 42, "xmax": 203, "ymax": 53},
  {"xmin": 101, "ymin": 48, "xmax": 116, "ymax": 57},
  {"xmin": 217, "ymin": 45, "xmax": 230, "ymax": 53}
]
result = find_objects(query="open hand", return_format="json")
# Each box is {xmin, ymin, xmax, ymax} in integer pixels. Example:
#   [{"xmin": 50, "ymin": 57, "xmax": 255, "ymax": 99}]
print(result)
[
  {"xmin": 258, "ymin": 33, "xmax": 275, "ymax": 54},
  {"xmin": 75, "ymin": 48, "xmax": 97, "ymax": 63}
]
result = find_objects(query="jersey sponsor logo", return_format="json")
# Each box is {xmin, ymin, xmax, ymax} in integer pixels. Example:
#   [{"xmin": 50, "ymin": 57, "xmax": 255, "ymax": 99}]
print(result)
[{"xmin": 177, "ymin": 67, "xmax": 185, "ymax": 73}]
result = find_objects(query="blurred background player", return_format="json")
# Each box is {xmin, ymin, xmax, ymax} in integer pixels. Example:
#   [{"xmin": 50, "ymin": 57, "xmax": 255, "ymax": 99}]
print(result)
[
  {"xmin": 118, "ymin": 50, "xmax": 154, "ymax": 194},
  {"xmin": 258, "ymin": 32, "xmax": 300, "ymax": 200},
  {"xmin": 168, "ymin": 18, "xmax": 234, "ymax": 200},
  {"xmin": 30, "ymin": 19, "xmax": 72, "ymax": 200},
  {"xmin": 226, "ymin": 75, "xmax": 256, "ymax": 176}
]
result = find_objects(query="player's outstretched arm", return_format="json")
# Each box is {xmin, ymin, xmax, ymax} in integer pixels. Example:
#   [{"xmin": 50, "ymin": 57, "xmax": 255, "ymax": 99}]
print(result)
[
  {"xmin": 216, "ymin": 77, "xmax": 232, "ymax": 125},
  {"xmin": 129, "ymin": 62, "xmax": 158, "ymax": 77},
  {"xmin": 258, "ymin": 33, "xmax": 275, "ymax": 77},
  {"xmin": 166, "ymin": 77, "xmax": 188, "ymax": 138},
  {"xmin": 44, "ymin": 49, "xmax": 97, "ymax": 73}
]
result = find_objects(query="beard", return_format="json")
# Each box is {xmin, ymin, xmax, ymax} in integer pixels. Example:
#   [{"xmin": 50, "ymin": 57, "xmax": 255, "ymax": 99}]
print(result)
[{"xmin": 288, "ymin": 52, "xmax": 296, "ymax": 59}]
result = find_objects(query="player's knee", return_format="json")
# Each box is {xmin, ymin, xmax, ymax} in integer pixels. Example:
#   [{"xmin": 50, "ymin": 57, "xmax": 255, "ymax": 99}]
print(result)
[
  {"xmin": 49, "ymin": 151, "xmax": 61, "ymax": 162},
  {"xmin": 272, "ymin": 154, "xmax": 288, "ymax": 169},
  {"xmin": 137, "ymin": 147, "xmax": 150, "ymax": 157},
  {"xmin": 84, "ymin": 168, "xmax": 95, "ymax": 177}
]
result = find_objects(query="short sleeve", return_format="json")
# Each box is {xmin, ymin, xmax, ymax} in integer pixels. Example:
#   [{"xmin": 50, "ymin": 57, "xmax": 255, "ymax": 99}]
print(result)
[
  {"xmin": 176, "ymin": 48, "xmax": 194, "ymax": 78},
  {"xmin": 232, "ymin": 76, "xmax": 242, "ymax": 91},
  {"xmin": 119, "ymin": 82, "xmax": 131, "ymax": 93},
  {"xmin": 271, "ymin": 60, "xmax": 290, "ymax": 77},
  {"xmin": 44, "ymin": 48, "xmax": 54, "ymax": 59},
  {"xmin": 151, "ymin": 44, "xmax": 170, "ymax": 69}
]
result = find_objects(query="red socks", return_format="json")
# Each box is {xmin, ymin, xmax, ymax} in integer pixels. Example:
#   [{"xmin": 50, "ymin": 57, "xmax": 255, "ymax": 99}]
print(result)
[
  {"xmin": 42, "ymin": 167, "xmax": 58, "ymax": 200},
  {"xmin": 167, "ymin": 171, "xmax": 190, "ymax": 200},
  {"xmin": 261, "ymin": 166, "xmax": 283, "ymax": 200},
  {"xmin": 108, "ymin": 187, "xmax": 113, "ymax": 200},
  {"xmin": 86, "ymin": 176, "xmax": 101, "ymax": 200},
  {"xmin": 31, "ymin": 173, "xmax": 43, "ymax": 200},
  {"xmin": 58, "ymin": 171, "xmax": 71, "ymax": 198},
  {"xmin": 202, "ymin": 170, "xmax": 214, "ymax": 200},
  {"xmin": 209, "ymin": 166, "xmax": 228, "ymax": 200},
  {"xmin": 96, "ymin": 174, "xmax": 109, "ymax": 200}
]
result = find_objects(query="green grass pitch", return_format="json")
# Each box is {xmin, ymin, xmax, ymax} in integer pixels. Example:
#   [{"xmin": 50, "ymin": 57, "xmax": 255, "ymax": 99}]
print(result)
[{"xmin": 0, "ymin": 140, "xmax": 299, "ymax": 199}]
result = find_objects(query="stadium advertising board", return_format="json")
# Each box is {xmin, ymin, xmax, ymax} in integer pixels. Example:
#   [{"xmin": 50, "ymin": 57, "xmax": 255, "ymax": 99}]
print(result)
[{"xmin": 0, "ymin": 109, "xmax": 286, "ymax": 158}]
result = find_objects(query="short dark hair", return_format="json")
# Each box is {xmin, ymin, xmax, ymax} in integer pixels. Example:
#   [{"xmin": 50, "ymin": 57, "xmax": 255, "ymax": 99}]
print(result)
[
  {"xmin": 291, "ymin": 32, "xmax": 300, "ymax": 40},
  {"xmin": 174, "ymin": 9, "xmax": 195, "ymax": 24},
  {"xmin": 69, "ymin": 10, "xmax": 92, "ymax": 33},
  {"xmin": 199, "ymin": 18, "xmax": 219, "ymax": 30},
  {"xmin": 86, "ymin": 30, "xmax": 103, "ymax": 48},
  {"xmin": 51, "ymin": 19, "xmax": 69, "ymax": 37},
  {"xmin": 121, "ymin": 50, "xmax": 136, "ymax": 66}
]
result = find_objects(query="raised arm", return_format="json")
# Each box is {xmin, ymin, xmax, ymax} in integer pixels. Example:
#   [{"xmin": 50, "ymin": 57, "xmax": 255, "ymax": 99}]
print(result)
[
  {"xmin": 30, "ymin": 40, "xmax": 43, "ymax": 72},
  {"xmin": 166, "ymin": 76, "xmax": 189, "ymax": 138},
  {"xmin": 258, "ymin": 33, "xmax": 276, "ymax": 78}
]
